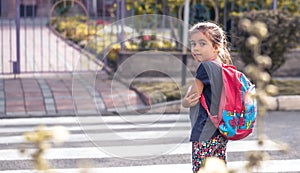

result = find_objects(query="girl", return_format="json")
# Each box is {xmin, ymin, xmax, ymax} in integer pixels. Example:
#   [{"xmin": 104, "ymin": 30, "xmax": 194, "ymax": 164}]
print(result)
[{"xmin": 182, "ymin": 22, "xmax": 233, "ymax": 173}]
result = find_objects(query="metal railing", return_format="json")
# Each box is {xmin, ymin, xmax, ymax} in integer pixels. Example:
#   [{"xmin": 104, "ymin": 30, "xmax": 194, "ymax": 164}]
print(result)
[{"xmin": 0, "ymin": 0, "xmax": 299, "ymax": 75}]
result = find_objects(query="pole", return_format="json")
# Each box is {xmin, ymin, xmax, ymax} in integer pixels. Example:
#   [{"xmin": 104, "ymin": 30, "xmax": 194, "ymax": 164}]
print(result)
[
  {"xmin": 273, "ymin": 0, "xmax": 277, "ymax": 10},
  {"xmin": 93, "ymin": 0, "xmax": 97, "ymax": 17},
  {"xmin": 120, "ymin": 0, "xmax": 125, "ymax": 44},
  {"xmin": 182, "ymin": 0, "xmax": 190, "ymax": 86},
  {"xmin": 15, "ymin": 0, "xmax": 21, "ymax": 74},
  {"xmin": 117, "ymin": 0, "xmax": 126, "ymax": 69},
  {"xmin": 183, "ymin": 0, "xmax": 189, "ymax": 54}
]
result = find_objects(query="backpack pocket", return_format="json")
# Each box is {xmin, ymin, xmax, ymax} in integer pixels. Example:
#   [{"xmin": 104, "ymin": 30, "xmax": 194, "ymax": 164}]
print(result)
[
  {"xmin": 218, "ymin": 110, "xmax": 238, "ymax": 138},
  {"xmin": 240, "ymin": 84, "xmax": 257, "ymax": 130}
]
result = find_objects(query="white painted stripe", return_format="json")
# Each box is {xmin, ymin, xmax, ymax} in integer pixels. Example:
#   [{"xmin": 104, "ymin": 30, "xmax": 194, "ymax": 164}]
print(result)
[
  {"xmin": 0, "ymin": 130, "xmax": 189, "ymax": 144},
  {"xmin": 0, "ymin": 114, "xmax": 188, "ymax": 126},
  {"xmin": 229, "ymin": 159, "xmax": 300, "ymax": 172},
  {"xmin": 0, "ymin": 122, "xmax": 189, "ymax": 133},
  {"xmin": 228, "ymin": 140, "xmax": 282, "ymax": 152},
  {"xmin": 0, "ymin": 117, "xmax": 79, "ymax": 126},
  {"xmin": 0, "ymin": 160, "xmax": 300, "ymax": 173},
  {"xmin": 0, "ymin": 140, "xmax": 282, "ymax": 161}
]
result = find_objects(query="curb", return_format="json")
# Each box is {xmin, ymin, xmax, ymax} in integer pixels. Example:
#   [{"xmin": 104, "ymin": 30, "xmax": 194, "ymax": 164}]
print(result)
[
  {"xmin": 145, "ymin": 95, "xmax": 300, "ymax": 113},
  {"xmin": 0, "ymin": 110, "xmax": 116, "ymax": 119},
  {"xmin": 113, "ymin": 95, "xmax": 300, "ymax": 114},
  {"xmin": 267, "ymin": 95, "xmax": 300, "ymax": 111},
  {"xmin": 98, "ymin": 95, "xmax": 300, "ymax": 115}
]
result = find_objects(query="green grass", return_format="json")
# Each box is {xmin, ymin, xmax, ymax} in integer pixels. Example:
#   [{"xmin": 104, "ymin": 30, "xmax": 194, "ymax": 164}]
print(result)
[
  {"xmin": 271, "ymin": 79, "xmax": 300, "ymax": 95},
  {"xmin": 131, "ymin": 81, "xmax": 193, "ymax": 104},
  {"xmin": 131, "ymin": 78, "xmax": 300, "ymax": 105}
]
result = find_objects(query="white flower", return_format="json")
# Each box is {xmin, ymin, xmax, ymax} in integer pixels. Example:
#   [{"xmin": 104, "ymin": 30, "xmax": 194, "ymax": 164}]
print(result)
[
  {"xmin": 254, "ymin": 55, "xmax": 272, "ymax": 69},
  {"xmin": 199, "ymin": 157, "xmax": 228, "ymax": 173},
  {"xmin": 253, "ymin": 21, "xmax": 268, "ymax": 39},
  {"xmin": 246, "ymin": 36, "xmax": 259, "ymax": 49},
  {"xmin": 50, "ymin": 126, "xmax": 70, "ymax": 145}
]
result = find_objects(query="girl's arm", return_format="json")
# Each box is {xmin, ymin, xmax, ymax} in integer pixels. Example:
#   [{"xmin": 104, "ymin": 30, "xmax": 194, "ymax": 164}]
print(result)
[{"xmin": 182, "ymin": 79, "xmax": 204, "ymax": 108}]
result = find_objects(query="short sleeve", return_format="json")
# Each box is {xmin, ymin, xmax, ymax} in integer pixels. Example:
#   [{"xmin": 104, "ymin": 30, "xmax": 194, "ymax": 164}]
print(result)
[{"xmin": 196, "ymin": 63, "xmax": 210, "ymax": 85}]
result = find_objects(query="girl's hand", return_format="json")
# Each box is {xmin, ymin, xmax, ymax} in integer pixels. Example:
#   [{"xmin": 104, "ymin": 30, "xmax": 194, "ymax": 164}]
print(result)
[
  {"xmin": 182, "ymin": 80, "xmax": 203, "ymax": 108},
  {"xmin": 182, "ymin": 92, "xmax": 200, "ymax": 108}
]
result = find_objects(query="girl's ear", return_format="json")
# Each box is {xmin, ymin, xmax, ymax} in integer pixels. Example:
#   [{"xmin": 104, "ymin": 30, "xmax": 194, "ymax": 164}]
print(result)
[{"xmin": 214, "ymin": 43, "xmax": 221, "ymax": 53}]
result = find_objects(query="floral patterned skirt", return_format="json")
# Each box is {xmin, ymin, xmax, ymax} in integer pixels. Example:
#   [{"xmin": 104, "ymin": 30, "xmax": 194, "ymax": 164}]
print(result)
[{"xmin": 192, "ymin": 134, "xmax": 228, "ymax": 173}]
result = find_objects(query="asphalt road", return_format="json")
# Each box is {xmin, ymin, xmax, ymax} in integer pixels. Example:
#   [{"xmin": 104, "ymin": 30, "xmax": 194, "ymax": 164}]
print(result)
[
  {"xmin": 262, "ymin": 111, "xmax": 300, "ymax": 160},
  {"xmin": 0, "ymin": 111, "xmax": 299, "ymax": 172}
]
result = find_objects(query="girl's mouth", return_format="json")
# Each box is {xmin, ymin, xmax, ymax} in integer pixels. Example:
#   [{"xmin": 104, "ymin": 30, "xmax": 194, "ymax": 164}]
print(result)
[{"xmin": 193, "ymin": 53, "xmax": 201, "ymax": 57}]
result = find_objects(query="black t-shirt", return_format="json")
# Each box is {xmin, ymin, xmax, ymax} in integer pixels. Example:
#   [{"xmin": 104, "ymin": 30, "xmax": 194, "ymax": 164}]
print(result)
[{"xmin": 189, "ymin": 61, "xmax": 223, "ymax": 142}]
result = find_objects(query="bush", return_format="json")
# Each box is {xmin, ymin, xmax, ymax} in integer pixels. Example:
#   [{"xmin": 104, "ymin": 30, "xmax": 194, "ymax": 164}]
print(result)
[{"xmin": 233, "ymin": 10, "xmax": 300, "ymax": 75}]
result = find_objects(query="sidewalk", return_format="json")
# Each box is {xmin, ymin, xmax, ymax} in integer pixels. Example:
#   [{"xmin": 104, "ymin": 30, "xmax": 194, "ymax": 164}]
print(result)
[
  {"xmin": 0, "ymin": 70, "xmax": 147, "ymax": 118},
  {"xmin": 1, "ymin": 70, "xmax": 300, "ymax": 118}
]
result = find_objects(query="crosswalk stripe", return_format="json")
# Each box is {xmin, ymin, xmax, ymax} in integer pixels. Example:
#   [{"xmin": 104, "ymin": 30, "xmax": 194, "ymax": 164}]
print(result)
[
  {"xmin": 0, "ymin": 140, "xmax": 282, "ymax": 161},
  {"xmin": 0, "ymin": 131, "xmax": 189, "ymax": 144},
  {"xmin": 0, "ymin": 159, "xmax": 300, "ymax": 173},
  {"xmin": 0, "ymin": 117, "xmax": 78, "ymax": 126},
  {"xmin": 0, "ymin": 114, "xmax": 188, "ymax": 126},
  {"xmin": 0, "ymin": 122, "xmax": 189, "ymax": 134}
]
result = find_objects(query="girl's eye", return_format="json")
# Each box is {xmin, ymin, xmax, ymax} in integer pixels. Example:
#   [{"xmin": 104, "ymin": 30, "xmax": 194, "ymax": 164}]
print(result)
[
  {"xmin": 199, "ymin": 42, "xmax": 206, "ymax": 46},
  {"xmin": 190, "ymin": 41, "xmax": 205, "ymax": 47}
]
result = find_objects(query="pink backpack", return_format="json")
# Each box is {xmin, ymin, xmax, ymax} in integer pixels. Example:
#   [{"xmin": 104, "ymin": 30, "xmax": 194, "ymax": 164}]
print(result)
[{"xmin": 200, "ymin": 63, "xmax": 257, "ymax": 140}]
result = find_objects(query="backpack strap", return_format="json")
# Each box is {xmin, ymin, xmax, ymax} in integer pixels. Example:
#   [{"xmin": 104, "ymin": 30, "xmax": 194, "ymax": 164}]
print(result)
[
  {"xmin": 200, "ymin": 94, "xmax": 221, "ymax": 126},
  {"xmin": 200, "ymin": 94, "xmax": 210, "ymax": 116},
  {"xmin": 198, "ymin": 60, "xmax": 224, "ymax": 126},
  {"xmin": 198, "ymin": 60, "xmax": 219, "ymax": 115}
]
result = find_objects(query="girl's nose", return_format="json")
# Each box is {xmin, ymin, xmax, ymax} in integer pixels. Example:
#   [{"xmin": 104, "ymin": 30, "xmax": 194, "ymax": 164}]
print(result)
[
  {"xmin": 192, "ymin": 44, "xmax": 199, "ymax": 51},
  {"xmin": 193, "ymin": 46, "xmax": 200, "ymax": 52}
]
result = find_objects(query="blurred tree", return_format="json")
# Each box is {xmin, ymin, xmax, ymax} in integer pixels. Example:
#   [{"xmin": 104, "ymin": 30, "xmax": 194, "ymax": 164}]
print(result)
[{"xmin": 233, "ymin": 10, "xmax": 300, "ymax": 75}]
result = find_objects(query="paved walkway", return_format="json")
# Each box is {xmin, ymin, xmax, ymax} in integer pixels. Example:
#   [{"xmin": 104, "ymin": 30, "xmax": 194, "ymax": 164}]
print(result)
[{"xmin": 0, "ymin": 71, "xmax": 146, "ymax": 118}]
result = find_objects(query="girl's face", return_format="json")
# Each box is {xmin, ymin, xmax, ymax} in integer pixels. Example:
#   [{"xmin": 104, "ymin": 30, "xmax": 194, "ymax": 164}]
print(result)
[{"xmin": 190, "ymin": 31, "xmax": 219, "ymax": 62}]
